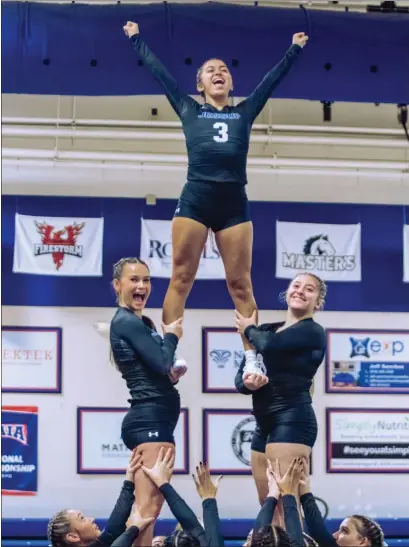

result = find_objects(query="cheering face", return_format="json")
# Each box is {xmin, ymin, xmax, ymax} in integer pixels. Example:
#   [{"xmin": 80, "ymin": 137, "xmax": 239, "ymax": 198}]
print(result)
[
  {"xmin": 114, "ymin": 262, "xmax": 151, "ymax": 314},
  {"xmin": 333, "ymin": 518, "xmax": 370, "ymax": 546},
  {"xmin": 197, "ymin": 59, "xmax": 233, "ymax": 100},
  {"xmin": 65, "ymin": 510, "xmax": 101, "ymax": 543},
  {"xmin": 286, "ymin": 274, "xmax": 321, "ymax": 315}
]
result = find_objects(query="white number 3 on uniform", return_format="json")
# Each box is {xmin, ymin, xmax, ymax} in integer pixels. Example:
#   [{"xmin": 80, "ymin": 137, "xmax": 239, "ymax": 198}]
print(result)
[{"xmin": 213, "ymin": 122, "xmax": 229, "ymax": 143}]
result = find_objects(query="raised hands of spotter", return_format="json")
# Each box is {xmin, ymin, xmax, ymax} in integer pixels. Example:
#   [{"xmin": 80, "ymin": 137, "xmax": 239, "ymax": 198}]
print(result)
[
  {"xmin": 235, "ymin": 309, "xmax": 257, "ymax": 335},
  {"xmin": 292, "ymin": 32, "xmax": 309, "ymax": 48},
  {"xmin": 123, "ymin": 21, "xmax": 139, "ymax": 38},
  {"xmin": 162, "ymin": 317, "xmax": 184, "ymax": 340},
  {"xmin": 125, "ymin": 449, "xmax": 143, "ymax": 482},
  {"xmin": 192, "ymin": 461, "xmax": 223, "ymax": 500},
  {"xmin": 269, "ymin": 457, "xmax": 306, "ymax": 497},
  {"xmin": 142, "ymin": 446, "xmax": 175, "ymax": 488},
  {"xmin": 126, "ymin": 505, "xmax": 155, "ymax": 532}
]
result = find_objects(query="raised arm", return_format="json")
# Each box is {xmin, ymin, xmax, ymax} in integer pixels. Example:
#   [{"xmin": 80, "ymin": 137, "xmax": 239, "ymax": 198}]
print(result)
[
  {"xmin": 192, "ymin": 463, "xmax": 224, "ymax": 547},
  {"xmin": 109, "ymin": 507, "xmax": 155, "ymax": 547},
  {"xmin": 142, "ymin": 449, "xmax": 207, "ymax": 545},
  {"xmin": 282, "ymin": 495, "xmax": 305, "ymax": 547},
  {"xmin": 123, "ymin": 22, "xmax": 197, "ymax": 117},
  {"xmin": 244, "ymin": 319, "xmax": 326, "ymax": 354},
  {"xmin": 239, "ymin": 33, "xmax": 307, "ymax": 123},
  {"xmin": 299, "ymin": 458, "xmax": 337, "ymax": 547},
  {"xmin": 160, "ymin": 483, "xmax": 207, "ymax": 544},
  {"xmin": 99, "ymin": 452, "xmax": 141, "ymax": 543},
  {"xmin": 112, "ymin": 311, "xmax": 179, "ymax": 375}
]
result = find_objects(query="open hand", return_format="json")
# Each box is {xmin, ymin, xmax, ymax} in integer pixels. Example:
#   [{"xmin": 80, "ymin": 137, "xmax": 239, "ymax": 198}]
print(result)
[
  {"xmin": 299, "ymin": 457, "xmax": 311, "ymax": 496},
  {"xmin": 123, "ymin": 21, "xmax": 139, "ymax": 38},
  {"xmin": 266, "ymin": 459, "xmax": 280, "ymax": 500},
  {"xmin": 192, "ymin": 462, "xmax": 222, "ymax": 500},
  {"xmin": 235, "ymin": 309, "xmax": 257, "ymax": 335},
  {"xmin": 293, "ymin": 32, "xmax": 309, "ymax": 47},
  {"xmin": 125, "ymin": 449, "xmax": 143, "ymax": 482},
  {"xmin": 270, "ymin": 457, "xmax": 305, "ymax": 496},
  {"xmin": 126, "ymin": 505, "xmax": 155, "ymax": 531},
  {"xmin": 142, "ymin": 447, "xmax": 174, "ymax": 488},
  {"xmin": 162, "ymin": 317, "xmax": 183, "ymax": 339}
]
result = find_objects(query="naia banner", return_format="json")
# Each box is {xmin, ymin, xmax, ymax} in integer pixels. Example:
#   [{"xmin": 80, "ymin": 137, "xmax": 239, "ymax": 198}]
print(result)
[
  {"xmin": 13, "ymin": 214, "xmax": 104, "ymax": 276},
  {"xmin": 1, "ymin": 406, "xmax": 38, "ymax": 495},
  {"xmin": 140, "ymin": 219, "xmax": 225, "ymax": 279},
  {"xmin": 404, "ymin": 225, "xmax": 409, "ymax": 283},
  {"xmin": 275, "ymin": 221, "xmax": 361, "ymax": 282}
]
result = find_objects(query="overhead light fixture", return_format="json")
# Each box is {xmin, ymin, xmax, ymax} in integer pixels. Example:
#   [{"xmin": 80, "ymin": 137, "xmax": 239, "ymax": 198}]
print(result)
[
  {"xmin": 321, "ymin": 101, "xmax": 333, "ymax": 123},
  {"xmin": 397, "ymin": 104, "xmax": 409, "ymax": 142}
]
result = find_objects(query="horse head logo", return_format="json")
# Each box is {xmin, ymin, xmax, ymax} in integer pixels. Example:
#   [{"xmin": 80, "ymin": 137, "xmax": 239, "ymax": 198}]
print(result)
[{"xmin": 303, "ymin": 234, "xmax": 336, "ymax": 256}]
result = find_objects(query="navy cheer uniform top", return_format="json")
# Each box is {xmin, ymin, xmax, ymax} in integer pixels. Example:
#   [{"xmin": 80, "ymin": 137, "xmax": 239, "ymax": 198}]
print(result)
[{"xmin": 130, "ymin": 34, "xmax": 302, "ymax": 185}]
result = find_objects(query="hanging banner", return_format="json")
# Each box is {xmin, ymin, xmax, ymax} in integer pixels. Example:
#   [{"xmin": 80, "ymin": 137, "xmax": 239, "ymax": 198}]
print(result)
[
  {"xmin": 140, "ymin": 219, "xmax": 225, "ymax": 279},
  {"xmin": 276, "ymin": 221, "xmax": 361, "ymax": 281},
  {"xmin": 327, "ymin": 408, "xmax": 409, "ymax": 473},
  {"xmin": 326, "ymin": 329, "xmax": 409, "ymax": 394},
  {"xmin": 1, "ymin": 406, "xmax": 38, "ymax": 495},
  {"xmin": 404, "ymin": 224, "xmax": 409, "ymax": 283},
  {"xmin": 13, "ymin": 214, "xmax": 104, "ymax": 276},
  {"xmin": 77, "ymin": 407, "xmax": 189, "ymax": 474}
]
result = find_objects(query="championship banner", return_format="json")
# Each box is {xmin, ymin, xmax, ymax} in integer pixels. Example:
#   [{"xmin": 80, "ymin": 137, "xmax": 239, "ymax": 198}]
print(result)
[
  {"xmin": 140, "ymin": 219, "xmax": 225, "ymax": 279},
  {"xmin": 2, "ymin": 327, "xmax": 62, "ymax": 393},
  {"xmin": 326, "ymin": 329, "xmax": 409, "ymax": 394},
  {"xmin": 1, "ymin": 406, "xmax": 38, "ymax": 495},
  {"xmin": 13, "ymin": 213, "xmax": 104, "ymax": 276},
  {"xmin": 404, "ymin": 224, "xmax": 409, "ymax": 283},
  {"xmin": 326, "ymin": 408, "xmax": 409, "ymax": 473},
  {"xmin": 202, "ymin": 327, "xmax": 244, "ymax": 393},
  {"xmin": 275, "ymin": 221, "xmax": 361, "ymax": 281},
  {"xmin": 77, "ymin": 407, "xmax": 189, "ymax": 474}
]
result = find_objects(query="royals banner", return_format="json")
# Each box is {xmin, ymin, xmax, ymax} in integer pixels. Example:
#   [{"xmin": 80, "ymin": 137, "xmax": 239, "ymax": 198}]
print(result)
[
  {"xmin": 404, "ymin": 224, "xmax": 409, "ymax": 283},
  {"xmin": 140, "ymin": 219, "xmax": 225, "ymax": 279},
  {"xmin": 13, "ymin": 214, "xmax": 104, "ymax": 276},
  {"xmin": 275, "ymin": 221, "xmax": 361, "ymax": 281},
  {"xmin": 1, "ymin": 406, "xmax": 38, "ymax": 495}
]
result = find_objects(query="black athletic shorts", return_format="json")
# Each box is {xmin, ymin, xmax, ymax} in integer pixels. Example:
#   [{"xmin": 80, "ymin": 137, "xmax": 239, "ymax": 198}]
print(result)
[
  {"xmin": 174, "ymin": 180, "xmax": 250, "ymax": 232},
  {"xmin": 251, "ymin": 403, "xmax": 318, "ymax": 452},
  {"xmin": 121, "ymin": 395, "xmax": 181, "ymax": 450}
]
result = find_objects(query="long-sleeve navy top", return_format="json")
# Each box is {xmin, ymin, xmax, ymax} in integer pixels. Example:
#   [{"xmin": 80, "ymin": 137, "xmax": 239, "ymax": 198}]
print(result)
[
  {"xmin": 160, "ymin": 483, "xmax": 224, "ymax": 546},
  {"xmin": 239, "ymin": 319, "xmax": 326, "ymax": 415},
  {"xmin": 130, "ymin": 34, "xmax": 302, "ymax": 185},
  {"xmin": 110, "ymin": 307, "xmax": 179, "ymax": 402}
]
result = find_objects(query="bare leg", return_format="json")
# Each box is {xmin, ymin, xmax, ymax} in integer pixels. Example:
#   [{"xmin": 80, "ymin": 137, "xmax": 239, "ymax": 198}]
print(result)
[
  {"xmin": 162, "ymin": 217, "xmax": 208, "ymax": 324},
  {"xmin": 215, "ymin": 221, "xmax": 257, "ymax": 351},
  {"xmin": 250, "ymin": 449, "xmax": 268, "ymax": 504},
  {"xmin": 132, "ymin": 442, "xmax": 174, "ymax": 547},
  {"xmin": 265, "ymin": 443, "xmax": 311, "ymax": 530}
]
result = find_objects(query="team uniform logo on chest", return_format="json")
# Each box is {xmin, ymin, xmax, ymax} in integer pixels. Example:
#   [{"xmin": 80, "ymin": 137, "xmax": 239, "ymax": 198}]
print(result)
[{"xmin": 197, "ymin": 110, "xmax": 241, "ymax": 144}]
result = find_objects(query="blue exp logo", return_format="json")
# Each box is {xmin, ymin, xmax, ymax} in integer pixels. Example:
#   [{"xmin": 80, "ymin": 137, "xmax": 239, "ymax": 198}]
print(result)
[{"xmin": 349, "ymin": 337, "xmax": 404, "ymax": 358}]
